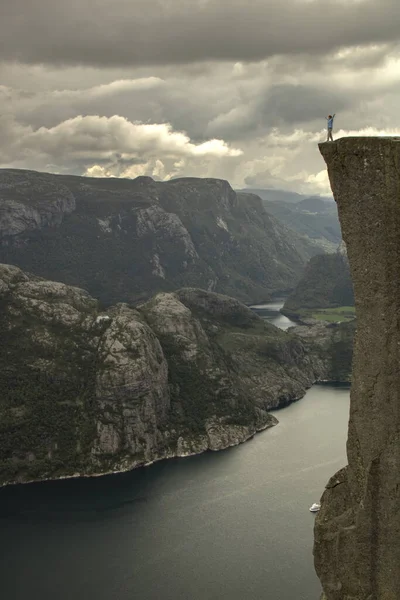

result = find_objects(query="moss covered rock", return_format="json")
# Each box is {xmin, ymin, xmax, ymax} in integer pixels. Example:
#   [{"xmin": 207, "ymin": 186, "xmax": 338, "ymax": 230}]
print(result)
[{"xmin": 0, "ymin": 265, "xmax": 323, "ymax": 487}]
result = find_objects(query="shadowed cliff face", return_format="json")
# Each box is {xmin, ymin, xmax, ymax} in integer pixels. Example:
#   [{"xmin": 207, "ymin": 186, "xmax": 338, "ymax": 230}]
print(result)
[
  {"xmin": 282, "ymin": 243, "xmax": 354, "ymax": 318},
  {"xmin": 0, "ymin": 170, "xmax": 319, "ymax": 306},
  {"xmin": 314, "ymin": 138, "xmax": 400, "ymax": 599}
]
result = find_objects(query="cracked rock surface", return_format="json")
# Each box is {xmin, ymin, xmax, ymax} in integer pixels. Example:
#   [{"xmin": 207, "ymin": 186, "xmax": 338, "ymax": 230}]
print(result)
[{"xmin": 314, "ymin": 137, "xmax": 400, "ymax": 599}]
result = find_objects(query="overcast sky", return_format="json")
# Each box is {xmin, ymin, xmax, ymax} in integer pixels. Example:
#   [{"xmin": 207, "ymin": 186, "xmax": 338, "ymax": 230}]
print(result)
[{"xmin": 1, "ymin": 0, "xmax": 400, "ymax": 194}]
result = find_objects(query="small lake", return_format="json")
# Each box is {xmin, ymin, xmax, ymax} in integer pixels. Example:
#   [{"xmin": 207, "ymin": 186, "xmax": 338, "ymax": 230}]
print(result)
[{"xmin": 0, "ymin": 301, "xmax": 350, "ymax": 600}]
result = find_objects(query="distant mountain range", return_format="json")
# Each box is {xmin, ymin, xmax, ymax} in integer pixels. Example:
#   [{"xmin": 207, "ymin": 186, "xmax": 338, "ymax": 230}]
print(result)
[
  {"xmin": 0, "ymin": 170, "xmax": 321, "ymax": 307},
  {"xmin": 237, "ymin": 188, "xmax": 340, "ymax": 251},
  {"xmin": 236, "ymin": 188, "xmax": 333, "ymax": 204}
]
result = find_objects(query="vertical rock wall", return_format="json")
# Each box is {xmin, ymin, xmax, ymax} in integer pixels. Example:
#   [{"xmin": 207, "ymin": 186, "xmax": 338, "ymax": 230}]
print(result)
[{"xmin": 314, "ymin": 137, "xmax": 400, "ymax": 599}]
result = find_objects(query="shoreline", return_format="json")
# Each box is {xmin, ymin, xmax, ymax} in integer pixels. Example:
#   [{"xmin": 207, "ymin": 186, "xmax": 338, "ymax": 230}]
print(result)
[
  {"xmin": 0, "ymin": 414, "xmax": 278, "ymax": 491},
  {"xmin": 0, "ymin": 377, "xmax": 348, "ymax": 491}
]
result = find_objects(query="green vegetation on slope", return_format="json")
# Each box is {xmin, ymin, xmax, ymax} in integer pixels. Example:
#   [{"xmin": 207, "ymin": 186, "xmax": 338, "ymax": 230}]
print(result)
[
  {"xmin": 0, "ymin": 296, "xmax": 98, "ymax": 483},
  {"xmin": 311, "ymin": 306, "xmax": 355, "ymax": 322}
]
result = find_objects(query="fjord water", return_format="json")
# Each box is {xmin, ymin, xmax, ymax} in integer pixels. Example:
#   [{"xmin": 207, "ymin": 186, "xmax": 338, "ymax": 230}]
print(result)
[
  {"xmin": 0, "ymin": 301, "xmax": 350, "ymax": 600},
  {"xmin": 250, "ymin": 298, "xmax": 297, "ymax": 330}
]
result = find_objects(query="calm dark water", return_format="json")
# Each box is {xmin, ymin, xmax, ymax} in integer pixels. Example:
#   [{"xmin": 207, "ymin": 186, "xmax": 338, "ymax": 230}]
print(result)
[
  {"xmin": 0, "ymin": 302, "xmax": 350, "ymax": 600},
  {"xmin": 250, "ymin": 299, "xmax": 297, "ymax": 330}
]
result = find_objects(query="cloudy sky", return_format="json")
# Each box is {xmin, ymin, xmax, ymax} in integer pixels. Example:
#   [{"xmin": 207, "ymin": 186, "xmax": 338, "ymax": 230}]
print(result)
[{"xmin": 1, "ymin": 0, "xmax": 400, "ymax": 194}]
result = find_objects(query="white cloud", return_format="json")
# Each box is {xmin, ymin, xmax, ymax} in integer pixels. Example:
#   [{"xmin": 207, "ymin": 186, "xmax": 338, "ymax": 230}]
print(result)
[
  {"xmin": 305, "ymin": 170, "xmax": 330, "ymax": 194},
  {"xmin": 52, "ymin": 77, "xmax": 164, "ymax": 100},
  {"xmin": 334, "ymin": 127, "xmax": 400, "ymax": 137},
  {"xmin": 0, "ymin": 114, "xmax": 242, "ymax": 181},
  {"xmin": 85, "ymin": 165, "xmax": 116, "ymax": 178},
  {"xmin": 86, "ymin": 158, "xmax": 179, "ymax": 181},
  {"xmin": 2, "ymin": 39, "xmax": 400, "ymax": 195}
]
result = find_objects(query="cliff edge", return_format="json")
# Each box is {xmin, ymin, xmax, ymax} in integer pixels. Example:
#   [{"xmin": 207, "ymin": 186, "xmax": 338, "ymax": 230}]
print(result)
[
  {"xmin": 0, "ymin": 264, "xmax": 322, "ymax": 487},
  {"xmin": 314, "ymin": 137, "xmax": 400, "ymax": 599}
]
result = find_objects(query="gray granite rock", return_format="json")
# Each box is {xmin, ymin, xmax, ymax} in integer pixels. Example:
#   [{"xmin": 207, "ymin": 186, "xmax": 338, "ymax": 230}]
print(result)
[
  {"xmin": 314, "ymin": 137, "xmax": 400, "ymax": 599},
  {"xmin": 0, "ymin": 265, "xmax": 321, "ymax": 487}
]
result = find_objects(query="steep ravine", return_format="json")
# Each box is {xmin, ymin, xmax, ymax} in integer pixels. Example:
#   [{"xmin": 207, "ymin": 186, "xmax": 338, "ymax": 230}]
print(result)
[{"xmin": 314, "ymin": 137, "xmax": 400, "ymax": 599}]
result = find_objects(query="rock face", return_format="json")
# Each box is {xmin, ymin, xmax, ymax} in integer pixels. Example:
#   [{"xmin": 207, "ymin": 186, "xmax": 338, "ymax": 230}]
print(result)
[
  {"xmin": 0, "ymin": 170, "xmax": 76, "ymax": 236},
  {"xmin": 260, "ymin": 194, "xmax": 341, "ymax": 252},
  {"xmin": 290, "ymin": 319, "xmax": 354, "ymax": 383},
  {"xmin": 282, "ymin": 243, "xmax": 354, "ymax": 319},
  {"xmin": 0, "ymin": 170, "xmax": 319, "ymax": 306},
  {"xmin": 0, "ymin": 263, "xmax": 322, "ymax": 487},
  {"xmin": 314, "ymin": 138, "xmax": 400, "ymax": 599}
]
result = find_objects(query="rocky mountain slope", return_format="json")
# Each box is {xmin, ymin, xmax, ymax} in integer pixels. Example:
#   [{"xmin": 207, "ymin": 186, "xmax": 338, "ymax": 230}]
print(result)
[
  {"xmin": 314, "ymin": 137, "xmax": 400, "ymax": 599},
  {"xmin": 0, "ymin": 263, "xmax": 327, "ymax": 487},
  {"xmin": 0, "ymin": 170, "xmax": 319, "ymax": 307},
  {"xmin": 282, "ymin": 242, "xmax": 354, "ymax": 319},
  {"xmin": 261, "ymin": 196, "xmax": 341, "ymax": 251},
  {"xmin": 291, "ymin": 319, "xmax": 354, "ymax": 383},
  {"xmin": 238, "ymin": 187, "xmax": 340, "ymax": 250}
]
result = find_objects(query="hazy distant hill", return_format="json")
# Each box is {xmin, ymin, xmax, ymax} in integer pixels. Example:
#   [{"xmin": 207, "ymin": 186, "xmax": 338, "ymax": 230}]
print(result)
[
  {"xmin": 237, "ymin": 188, "xmax": 339, "ymax": 250},
  {"xmin": 296, "ymin": 196, "xmax": 334, "ymax": 212},
  {"xmin": 236, "ymin": 188, "xmax": 310, "ymax": 204},
  {"xmin": 263, "ymin": 200, "xmax": 339, "ymax": 251}
]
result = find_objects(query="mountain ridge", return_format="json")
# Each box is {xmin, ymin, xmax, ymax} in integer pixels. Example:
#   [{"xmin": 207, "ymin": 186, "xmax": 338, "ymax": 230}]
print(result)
[{"xmin": 0, "ymin": 169, "xmax": 321, "ymax": 307}]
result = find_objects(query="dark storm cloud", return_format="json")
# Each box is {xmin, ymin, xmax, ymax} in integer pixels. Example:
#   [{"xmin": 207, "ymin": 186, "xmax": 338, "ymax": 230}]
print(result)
[
  {"xmin": 1, "ymin": 0, "xmax": 400, "ymax": 195},
  {"xmin": 263, "ymin": 84, "xmax": 348, "ymax": 126},
  {"xmin": 206, "ymin": 83, "xmax": 349, "ymax": 140},
  {"xmin": 1, "ymin": 0, "xmax": 400, "ymax": 67}
]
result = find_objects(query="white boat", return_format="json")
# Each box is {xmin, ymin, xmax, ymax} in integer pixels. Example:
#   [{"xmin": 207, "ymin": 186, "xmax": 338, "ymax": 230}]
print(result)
[{"xmin": 309, "ymin": 503, "xmax": 321, "ymax": 513}]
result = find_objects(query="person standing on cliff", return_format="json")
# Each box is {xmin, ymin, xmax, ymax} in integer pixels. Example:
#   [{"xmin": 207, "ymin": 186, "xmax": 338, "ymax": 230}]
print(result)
[{"xmin": 326, "ymin": 114, "xmax": 335, "ymax": 141}]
